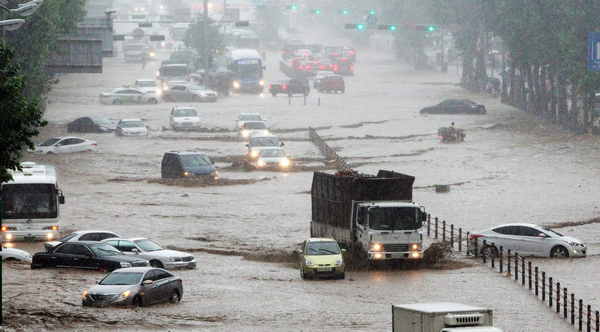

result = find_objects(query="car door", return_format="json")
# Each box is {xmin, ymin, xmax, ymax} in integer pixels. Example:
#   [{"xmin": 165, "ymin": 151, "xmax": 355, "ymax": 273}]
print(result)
[
  {"xmin": 153, "ymin": 269, "xmax": 174, "ymax": 302},
  {"xmin": 519, "ymin": 226, "xmax": 548, "ymax": 256},
  {"xmin": 170, "ymin": 86, "xmax": 184, "ymax": 101},
  {"xmin": 129, "ymin": 89, "xmax": 145, "ymax": 103},
  {"xmin": 54, "ymin": 138, "xmax": 71, "ymax": 154},
  {"xmin": 70, "ymin": 138, "xmax": 87, "ymax": 153},
  {"xmin": 115, "ymin": 240, "xmax": 139, "ymax": 256},
  {"xmin": 181, "ymin": 86, "xmax": 193, "ymax": 101},
  {"xmin": 141, "ymin": 269, "xmax": 162, "ymax": 305},
  {"xmin": 487, "ymin": 226, "xmax": 519, "ymax": 252},
  {"xmin": 71, "ymin": 243, "xmax": 94, "ymax": 269},
  {"xmin": 51, "ymin": 243, "xmax": 76, "ymax": 267}
]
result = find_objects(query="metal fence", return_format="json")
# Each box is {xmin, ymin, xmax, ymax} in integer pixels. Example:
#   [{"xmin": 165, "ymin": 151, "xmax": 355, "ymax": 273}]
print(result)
[
  {"xmin": 308, "ymin": 127, "xmax": 350, "ymax": 171},
  {"xmin": 424, "ymin": 215, "xmax": 599, "ymax": 332}
]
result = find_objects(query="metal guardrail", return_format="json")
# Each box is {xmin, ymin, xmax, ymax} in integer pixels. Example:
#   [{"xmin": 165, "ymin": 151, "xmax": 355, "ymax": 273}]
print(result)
[
  {"xmin": 308, "ymin": 127, "xmax": 350, "ymax": 171},
  {"xmin": 425, "ymin": 215, "xmax": 599, "ymax": 332}
]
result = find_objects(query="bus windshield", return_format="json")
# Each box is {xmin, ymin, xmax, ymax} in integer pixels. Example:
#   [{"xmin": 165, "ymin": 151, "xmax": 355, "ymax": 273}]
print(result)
[
  {"xmin": 368, "ymin": 207, "xmax": 421, "ymax": 231},
  {"xmin": 229, "ymin": 59, "xmax": 263, "ymax": 81},
  {"xmin": 162, "ymin": 65, "xmax": 188, "ymax": 77},
  {"xmin": 1, "ymin": 184, "xmax": 57, "ymax": 219}
]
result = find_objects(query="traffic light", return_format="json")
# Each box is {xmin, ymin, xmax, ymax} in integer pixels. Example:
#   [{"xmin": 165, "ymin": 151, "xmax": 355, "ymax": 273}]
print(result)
[
  {"xmin": 428, "ymin": 25, "xmax": 435, "ymax": 32},
  {"xmin": 378, "ymin": 25, "xmax": 397, "ymax": 31},
  {"xmin": 310, "ymin": 9, "xmax": 320, "ymax": 14},
  {"xmin": 342, "ymin": 10, "xmax": 348, "ymax": 14},
  {"xmin": 370, "ymin": 10, "xmax": 375, "ymax": 15},
  {"xmin": 344, "ymin": 24, "xmax": 364, "ymax": 30},
  {"xmin": 285, "ymin": 5, "xmax": 297, "ymax": 10},
  {"xmin": 357, "ymin": 24, "xmax": 364, "ymax": 30}
]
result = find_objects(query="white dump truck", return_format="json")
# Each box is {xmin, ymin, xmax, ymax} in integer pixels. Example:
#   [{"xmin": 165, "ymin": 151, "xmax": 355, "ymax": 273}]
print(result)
[{"xmin": 392, "ymin": 303, "xmax": 503, "ymax": 332}]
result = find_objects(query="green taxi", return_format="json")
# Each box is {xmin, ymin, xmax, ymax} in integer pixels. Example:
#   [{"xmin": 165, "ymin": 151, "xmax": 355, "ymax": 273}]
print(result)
[{"xmin": 297, "ymin": 238, "xmax": 346, "ymax": 280}]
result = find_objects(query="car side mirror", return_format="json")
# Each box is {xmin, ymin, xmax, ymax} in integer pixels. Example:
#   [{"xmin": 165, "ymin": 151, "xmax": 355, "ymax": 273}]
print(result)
[
  {"xmin": 94, "ymin": 280, "xmax": 99, "ymax": 284},
  {"xmin": 132, "ymin": 249, "xmax": 139, "ymax": 254},
  {"xmin": 341, "ymin": 249, "xmax": 346, "ymax": 254},
  {"xmin": 85, "ymin": 253, "xmax": 92, "ymax": 258},
  {"xmin": 539, "ymin": 233, "xmax": 548, "ymax": 238},
  {"xmin": 143, "ymin": 280, "xmax": 153, "ymax": 285}
]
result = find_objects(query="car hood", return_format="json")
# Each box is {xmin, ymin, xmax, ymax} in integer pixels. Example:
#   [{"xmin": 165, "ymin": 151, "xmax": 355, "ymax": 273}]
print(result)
[
  {"xmin": 258, "ymin": 156, "xmax": 286, "ymax": 163},
  {"xmin": 173, "ymin": 117, "xmax": 200, "ymax": 123},
  {"xmin": 250, "ymin": 146, "xmax": 279, "ymax": 153},
  {"xmin": 139, "ymin": 249, "xmax": 191, "ymax": 258},
  {"xmin": 100, "ymin": 255, "xmax": 148, "ymax": 263},
  {"xmin": 44, "ymin": 241, "xmax": 62, "ymax": 249},
  {"xmin": 304, "ymin": 254, "xmax": 342, "ymax": 265},
  {"xmin": 121, "ymin": 127, "xmax": 147, "ymax": 133},
  {"xmin": 559, "ymin": 236, "xmax": 585, "ymax": 245},
  {"xmin": 87, "ymin": 284, "xmax": 136, "ymax": 295},
  {"xmin": 183, "ymin": 165, "xmax": 216, "ymax": 175}
]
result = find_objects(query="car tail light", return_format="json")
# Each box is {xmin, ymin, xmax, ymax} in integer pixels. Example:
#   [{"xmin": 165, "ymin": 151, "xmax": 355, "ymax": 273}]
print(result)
[
  {"xmin": 101, "ymin": 95, "xmax": 110, "ymax": 98},
  {"xmin": 306, "ymin": 65, "xmax": 311, "ymax": 69},
  {"xmin": 350, "ymin": 65, "xmax": 354, "ymax": 71},
  {"xmin": 350, "ymin": 51, "xmax": 355, "ymax": 55},
  {"xmin": 441, "ymin": 135, "xmax": 444, "ymax": 139},
  {"xmin": 469, "ymin": 234, "xmax": 484, "ymax": 239},
  {"xmin": 92, "ymin": 142, "xmax": 98, "ymax": 146},
  {"xmin": 333, "ymin": 53, "xmax": 338, "ymax": 56},
  {"xmin": 299, "ymin": 66, "xmax": 304, "ymax": 69},
  {"xmin": 293, "ymin": 51, "xmax": 297, "ymax": 54},
  {"xmin": 319, "ymin": 65, "xmax": 324, "ymax": 69},
  {"xmin": 282, "ymin": 84, "xmax": 287, "ymax": 89},
  {"xmin": 334, "ymin": 65, "xmax": 338, "ymax": 71},
  {"xmin": 342, "ymin": 58, "xmax": 347, "ymax": 61},
  {"xmin": 281, "ymin": 51, "xmax": 285, "ymax": 54},
  {"xmin": 269, "ymin": 84, "xmax": 272, "ymax": 89}
]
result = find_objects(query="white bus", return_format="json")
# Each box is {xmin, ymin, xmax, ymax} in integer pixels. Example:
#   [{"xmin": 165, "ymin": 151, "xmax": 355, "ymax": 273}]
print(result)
[{"xmin": 1, "ymin": 162, "xmax": 65, "ymax": 242}]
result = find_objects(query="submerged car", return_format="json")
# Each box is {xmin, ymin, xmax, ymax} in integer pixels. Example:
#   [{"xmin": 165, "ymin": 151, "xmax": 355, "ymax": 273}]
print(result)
[
  {"xmin": 313, "ymin": 70, "xmax": 335, "ymax": 89},
  {"xmin": 44, "ymin": 230, "xmax": 121, "ymax": 251},
  {"xmin": 253, "ymin": 148, "xmax": 291, "ymax": 169},
  {"xmin": 102, "ymin": 238, "xmax": 196, "ymax": 269},
  {"xmin": 31, "ymin": 241, "xmax": 150, "ymax": 271},
  {"xmin": 297, "ymin": 238, "xmax": 345, "ymax": 279},
  {"xmin": 28, "ymin": 137, "xmax": 98, "ymax": 154},
  {"xmin": 82, "ymin": 267, "xmax": 183, "ymax": 307},
  {"xmin": 170, "ymin": 106, "xmax": 201, "ymax": 130},
  {"xmin": 161, "ymin": 151, "xmax": 218, "ymax": 179},
  {"xmin": 67, "ymin": 117, "xmax": 116, "ymax": 133},
  {"xmin": 1, "ymin": 246, "xmax": 32, "ymax": 263},
  {"xmin": 468, "ymin": 223, "xmax": 587, "ymax": 258},
  {"xmin": 235, "ymin": 113, "xmax": 265, "ymax": 129},
  {"xmin": 239, "ymin": 121, "xmax": 268, "ymax": 139},
  {"xmin": 162, "ymin": 84, "xmax": 218, "ymax": 102},
  {"xmin": 98, "ymin": 87, "xmax": 160, "ymax": 105},
  {"xmin": 420, "ymin": 99, "xmax": 486, "ymax": 114},
  {"xmin": 116, "ymin": 119, "xmax": 148, "ymax": 136},
  {"xmin": 246, "ymin": 134, "xmax": 283, "ymax": 160}
]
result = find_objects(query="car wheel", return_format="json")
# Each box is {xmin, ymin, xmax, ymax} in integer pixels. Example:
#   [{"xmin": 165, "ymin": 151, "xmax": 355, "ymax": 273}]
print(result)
[
  {"xmin": 338, "ymin": 272, "xmax": 345, "ymax": 280},
  {"xmin": 150, "ymin": 260, "xmax": 164, "ymax": 268},
  {"xmin": 164, "ymin": 95, "xmax": 173, "ymax": 102},
  {"xmin": 148, "ymin": 98, "xmax": 158, "ymax": 104},
  {"xmin": 192, "ymin": 95, "xmax": 200, "ymax": 102},
  {"xmin": 550, "ymin": 246, "xmax": 569, "ymax": 258},
  {"xmin": 132, "ymin": 295, "xmax": 144, "ymax": 307},
  {"xmin": 482, "ymin": 245, "xmax": 499, "ymax": 257},
  {"xmin": 46, "ymin": 152, "xmax": 54, "ymax": 155},
  {"xmin": 169, "ymin": 290, "xmax": 180, "ymax": 304},
  {"xmin": 112, "ymin": 99, "xmax": 122, "ymax": 105}
]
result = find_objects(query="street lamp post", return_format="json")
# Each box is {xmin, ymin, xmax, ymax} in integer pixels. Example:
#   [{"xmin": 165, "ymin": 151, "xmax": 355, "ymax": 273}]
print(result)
[
  {"xmin": 1, "ymin": 0, "xmax": 42, "ymax": 41},
  {"xmin": 203, "ymin": 0, "xmax": 209, "ymax": 72}
]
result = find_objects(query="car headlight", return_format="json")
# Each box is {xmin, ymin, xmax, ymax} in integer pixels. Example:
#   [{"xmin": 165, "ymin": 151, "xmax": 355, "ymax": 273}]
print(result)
[
  {"xmin": 259, "ymin": 79, "xmax": 264, "ymax": 86},
  {"xmin": 250, "ymin": 151, "xmax": 258, "ymax": 158},
  {"xmin": 567, "ymin": 241, "xmax": 583, "ymax": 247},
  {"xmin": 257, "ymin": 160, "xmax": 266, "ymax": 167},
  {"xmin": 263, "ymin": 130, "xmax": 269, "ymax": 135},
  {"xmin": 183, "ymin": 171, "xmax": 190, "ymax": 176},
  {"xmin": 369, "ymin": 243, "xmax": 382, "ymax": 251},
  {"xmin": 200, "ymin": 92, "xmax": 207, "ymax": 96},
  {"xmin": 82, "ymin": 290, "xmax": 88, "ymax": 299},
  {"xmin": 170, "ymin": 257, "xmax": 182, "ymax": 262},
  {"xmin": 119, "ymin": 290, "xmax": 131, "ymax": 299},
  {"xmin": 150, "ymin": 52, "xmax": 155, "ymax": 57},
  {"xmin": 156, "ymin": 89, "xmax": 162, "ymax": 95},
  {"xmin": 20, "ymin": 252, "xmax": 32, "ymax": 259},
  {"xmin": 242, "ymin": 130, "xmax": 249, "ymax": 137},
  {"xmin": 280, "ymin": 158, "xmax": 290, "ymax": 167},
  {"xmin": 120, "ymin": 262, "xmax": 132, "ymax": 268},
  {"xmin": 334, "ymin": 259, "xmax": 343, "ymax": 266},
  {"xmin": 411, "ymin": 243, "xmax": 419, "ymax": 250},
  {"xmin": 305, "ymin": 260, "xmax": 314, "ymax": 266},
  {"xmin": 233, "ymin": 81, "xmax": 240, "ymax": 89}
]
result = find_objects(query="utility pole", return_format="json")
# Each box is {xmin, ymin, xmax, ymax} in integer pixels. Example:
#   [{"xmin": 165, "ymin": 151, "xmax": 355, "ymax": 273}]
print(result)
[{"xmin": 203, "ymin": 0, "xmax": 209, "ymax": 72}]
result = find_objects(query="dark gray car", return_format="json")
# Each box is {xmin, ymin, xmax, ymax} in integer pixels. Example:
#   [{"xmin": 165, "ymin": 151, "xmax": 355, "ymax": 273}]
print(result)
[{"xmin": 82, "ymin": 267, "xmax": 184, "ymax": 307}]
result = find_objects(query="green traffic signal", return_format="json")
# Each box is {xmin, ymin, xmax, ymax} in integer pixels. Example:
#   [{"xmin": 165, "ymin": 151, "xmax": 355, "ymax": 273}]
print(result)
[
  {"xmin": 357, "ymin": 24, "xmax": 364, "ymax": 30},
  {"xmin": 370, "ymin": 10, "xmax": 375, "ymax": 15},
  {"xmin": 342, "ymin": 10, "xmax": 348, "ymax": 14},
  {"xmin": 316, "ymin": 9, "xmax": 321, "ymax": 14},
  {"xmin": 291, "ymin": 5, "xmax": 297, "ymax": 10},
  {"xmin": 428, "ymin": 26, "xmax": 435, "ymax": 32},
  {"xmin": 390, "ymin": 25, "xmax": 396, "ymax": 31}
]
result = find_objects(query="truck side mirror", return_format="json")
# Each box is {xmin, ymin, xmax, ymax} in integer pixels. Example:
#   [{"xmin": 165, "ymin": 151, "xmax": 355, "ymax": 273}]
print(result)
[
  {"xmin": 59, "ymin": 195, "xmax": 65, "ymax": 204},
  {"xmin": 421, "ymin": 212, "xmax": 427, "ymax": 222}
]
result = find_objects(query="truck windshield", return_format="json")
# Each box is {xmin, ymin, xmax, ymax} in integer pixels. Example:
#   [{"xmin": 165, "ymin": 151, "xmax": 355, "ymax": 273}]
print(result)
[
  {"xmin": 368, "ymin": 207, "xmax": 420, "ymax": 231},
  {"xmin": 1, "ymin": 184, "xmax": 57, "ymax": 219},
  {"xmin": 163, "ymin": 66, "xmax": 188, "ymax": 77}
]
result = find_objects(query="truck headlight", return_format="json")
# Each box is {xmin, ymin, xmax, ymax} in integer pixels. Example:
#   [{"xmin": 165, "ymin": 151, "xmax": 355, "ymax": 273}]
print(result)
[
  {"xmin": 47, "ymin": 233, "xmax": 53, "ymax": 239},
  {"xmin": 411, "ymin": 243, "xmax": 419, "ymax": 250},
  {"xmin": 305, "ymin": 260, "xmax": 314, "ymax": 266},
  {"xmin": 120, "ymin": 262, "xmax": 132, "ymax": 268},
  {"xmin": 334, "ymin": 259, "xmax": 343, "ymax": 266},
  {"xmin": 411, "ymin": 252, "xmax": 420, "ymax": 258},
  {"xmin": 369, "ymin": 243, "xmax": 382, "ymax": 252},
  {"xmin": 259, "ymin": 79, "xmax": 264, "ymax": 86},
  {"xmin": 156, "ymin": 89, "xmax": 162, "ymax": 95}
]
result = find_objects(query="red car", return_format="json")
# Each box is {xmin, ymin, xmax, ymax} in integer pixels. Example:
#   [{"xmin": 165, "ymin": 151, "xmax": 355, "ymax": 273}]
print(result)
[{"xmin": 318, "ymin": 75, "xmax": 345, "ymax": 93}]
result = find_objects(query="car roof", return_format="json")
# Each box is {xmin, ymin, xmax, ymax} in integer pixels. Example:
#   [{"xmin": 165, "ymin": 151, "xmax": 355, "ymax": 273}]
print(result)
[
  {"xmin": 306, "ymin": 238, "xmax": 338, "ymax": 243},
  {"xmin": 120, "ymin": 118, "xmax": 143, "ymax": 122},
  {"xmin": 72, "ymin": 230, "xmax": 118, "ymax": 235},
  {"xmin": 63, "ymin": 241, "xmax": 113, "ymax": 245},
  {"xmin": 239, "ymin": 113, "xmax": 261, "ymax": 116},
  {"xmin": 110, "ymin": 267, "xmax": 161, "ymax": 273},
  {"xmin": 136, "ymin": 79, "xmax": 155, "ymax": 82},
  {"xmin": 487, "ymin": 223, "xmax": 542, "ymax": 228},
  {"xmin": 173, "ymin": 106, "xmax": 197, "ymax": 110},
  {"xmin": 45, "ymin": 136, "xmax": 87, "ymax": 141},
  {"xmin": 251, "ymin": 134, "xmax": 277, "ymax": 138},
  {"xmin": 166, "ymin": 150, "xmax": 208, "ymax": 156}
]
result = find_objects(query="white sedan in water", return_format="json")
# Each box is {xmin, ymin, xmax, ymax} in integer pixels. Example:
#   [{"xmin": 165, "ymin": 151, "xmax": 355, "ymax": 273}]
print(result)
[
  {"xmin": 1, "ymin": 246, "xmax": 32, "ymax": 263},
  {"xmin": 115, "ymin": 119, "xmax": 148, "ymax": 136},
  {"xmin": 28, "ymin": 137, "xmax": 98, "ymax": 154},
  {"xmin": 102, "ymin": 238, "xmax": 196, "ymax": 269},
  {"xmin": 468, "ymin": 223, "xmax": 587, "ymax": 258},
  {"xmin": 99, "ymin": 87, "xmax": 160, "ymax": 105}
]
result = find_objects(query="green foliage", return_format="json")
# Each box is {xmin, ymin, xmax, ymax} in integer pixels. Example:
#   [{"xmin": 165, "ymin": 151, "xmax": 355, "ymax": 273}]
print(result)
[
  {"xmin": 0, "ymin": 42, "xmax": 47, "ymax": 182},
  {"xmin": 3, "ymin": 0, "xmax": 87, "ymax": 102},
  {"xmin": 184, "ymin": 18, "xmax": 225, "ymax": 70}
]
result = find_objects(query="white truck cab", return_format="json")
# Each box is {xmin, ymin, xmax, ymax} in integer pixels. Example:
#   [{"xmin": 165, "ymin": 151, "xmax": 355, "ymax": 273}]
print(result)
[{"xmin": 392, "ymin": 303, "xmax": 503, "ymax": 332}]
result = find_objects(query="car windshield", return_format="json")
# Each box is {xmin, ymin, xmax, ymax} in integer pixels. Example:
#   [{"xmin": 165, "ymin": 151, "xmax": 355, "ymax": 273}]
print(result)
[
  {"xmin": 100, "ymin": 272, "xmax": 143, "ymax": 285},
  {"xmin": 306, "ymin": 242, "xmax": 340, "ymax": 255},
  {"xmin": 240, "ymin": 114, "xmax": 262, "ymax": 121},
  {"xmin": 120, "ymin": 121, "xmax": 144, "ymax": 128},
  {"xmin": 180, "ymin": 154, "xmax": 212, "ymax": 166},
  {"xmin": 168, "ymin": 81, "xmax": 186, "ymax": 87},
  {"xmin": 542, "ymin": 227, "xmax": 563, "ymax": 237},
  {"xmin": 250, "ymin": 137, "xmax": 278, "ymax": 146},
  {"xmin": 368, "ymin": 207, "xmax": 421, "ymax": 231},
  {"xmin": 260, "ymin": 149, "xmax": 285, "ymax": 157},
  {"xmin": 58, "ymin": 233, "xmax": 77, "ymax": 242},
  {"xmin": 173, "ymin": 109, "xmax": 198, "ymax": 117},
  {"xmin": 90, "ymin": 244, "xmax": 122, "ymax": 257},
  {"xmin": 39, "ymin": 138, "xmax": 61, "ymax": 147},
  {"xmin": 137, "ymin": 81, "xmax": 157, "ymax": 87},
  {"xmin": 91, "ymin": 118, "xmax": 113, "ymax": 126},
  {"xmin": 244, "ymin": 122, "xmax": 266, "ymax": 130},
  {"xmin": 134, "ymin": 239, "xmax": 163, "ymax": 252}
]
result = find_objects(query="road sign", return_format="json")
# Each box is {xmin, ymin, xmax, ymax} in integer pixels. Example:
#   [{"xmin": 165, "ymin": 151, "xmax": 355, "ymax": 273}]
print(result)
[
  {"xmin": 324, "ymin": 6, "xmax": 332, "ymax": 14},
  {"xmin": 588, "ymin": 32, "xmax": 600, "ymax": 71},
  {"xmin": 366, "ymin": 14, "xmax": 377, "ymax": 25},
  {"xmin": 450, "ymin": 23, "xmax": 460, "ymax": 34},
  {"xmin": 132, "ymin": 28, "xmax": 145, "ymax": 40}
]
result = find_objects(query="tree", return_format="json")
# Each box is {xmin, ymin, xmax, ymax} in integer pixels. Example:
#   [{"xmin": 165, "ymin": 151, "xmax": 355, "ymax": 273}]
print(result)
[
  {"xmin": 184, "ymin": 17, "xmax": 225, "ymax": 70},
  {"xmin": 0, "ymin": 42, "xmax": 47, "ymax": 182}
]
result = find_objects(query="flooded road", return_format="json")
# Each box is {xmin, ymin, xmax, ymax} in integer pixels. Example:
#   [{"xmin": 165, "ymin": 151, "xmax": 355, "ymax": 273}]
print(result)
[{"xmin": 3, "ymin": 18, "xmax": 600, "ymax": 332}]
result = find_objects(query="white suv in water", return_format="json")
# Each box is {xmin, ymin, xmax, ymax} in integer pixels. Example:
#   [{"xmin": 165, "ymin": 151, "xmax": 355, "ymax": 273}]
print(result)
[
  {"xmin": 170, "ymin": 106, "xmax": 201, "ymax": 131},
  {"xmin": 246, "ymin": 134, "xmax": 283, "ymax": 160}
]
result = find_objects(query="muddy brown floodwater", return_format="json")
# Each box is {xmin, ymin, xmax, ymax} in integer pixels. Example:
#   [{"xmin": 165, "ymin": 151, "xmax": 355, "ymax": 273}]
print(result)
[{"xmin": 3, "ymin": 19, "xmax": 600, "ymax": 332}]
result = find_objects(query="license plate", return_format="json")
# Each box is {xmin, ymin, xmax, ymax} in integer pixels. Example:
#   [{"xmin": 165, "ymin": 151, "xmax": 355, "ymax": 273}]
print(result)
[
  {"xmin": 92, "ymin": 302, "xmax": 107, "ymax": 307},
  {"xmin": 316, "ymin": 267, "xmax": 332, "ymax": 272},
  {"xmin": 24, "ymin": 236, "xmax": 36, "ymax": 242}
]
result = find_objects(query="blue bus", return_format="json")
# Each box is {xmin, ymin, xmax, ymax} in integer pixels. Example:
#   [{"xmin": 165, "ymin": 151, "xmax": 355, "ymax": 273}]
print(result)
[{"xmin": 227, "ymin": 49, "xmax": 265, "ymax": 94}]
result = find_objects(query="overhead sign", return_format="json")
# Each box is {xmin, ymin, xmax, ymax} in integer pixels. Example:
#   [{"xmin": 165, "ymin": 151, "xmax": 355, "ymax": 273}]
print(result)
[
  {"xmin": 251, "ymin": 0, "xmax": 262, "ymax": 5},
  {"xmin": 366, "ymin": 15, "xmax": 377, "ymax": 25},
  {"xmin": 588, "ymin": 32, "xmax": 600, "ymax": 71}
]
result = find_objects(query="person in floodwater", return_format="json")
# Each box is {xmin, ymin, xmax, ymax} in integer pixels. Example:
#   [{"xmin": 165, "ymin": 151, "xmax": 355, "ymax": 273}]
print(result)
[{"xmin": 449, "ymin": 122, "xmax": 457, "ymax": 139}]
